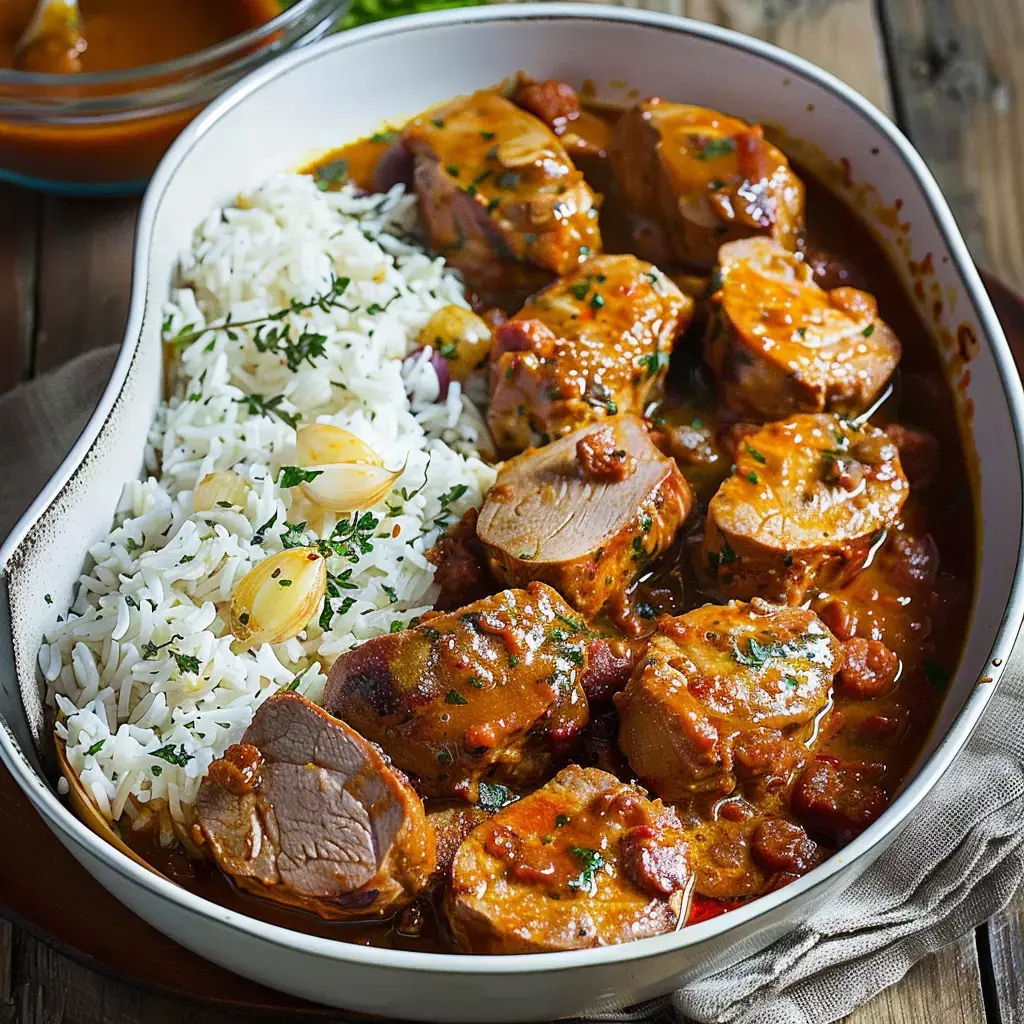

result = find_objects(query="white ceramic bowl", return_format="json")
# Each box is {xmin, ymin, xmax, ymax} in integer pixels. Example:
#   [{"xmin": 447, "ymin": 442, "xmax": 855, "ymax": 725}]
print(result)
[{"xmin": 2, "ymin": 6, "xmax": 1023, "ymax": 1020}]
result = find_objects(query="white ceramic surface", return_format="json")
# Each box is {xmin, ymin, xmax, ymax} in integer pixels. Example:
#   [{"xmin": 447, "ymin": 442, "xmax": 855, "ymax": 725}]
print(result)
[{"xmin": 2, "ymin": 6, "xmax": 1023, "ymax": 1021}]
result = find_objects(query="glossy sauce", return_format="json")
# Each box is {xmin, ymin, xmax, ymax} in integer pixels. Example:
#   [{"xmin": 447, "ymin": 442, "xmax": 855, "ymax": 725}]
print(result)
[
  {"xmin": 139, "ymin": 104, "xmax": 975, "ymax": 951},
  {"xmin": 0, "ymin": 0, "xmax": 279, "ymax": 72}
]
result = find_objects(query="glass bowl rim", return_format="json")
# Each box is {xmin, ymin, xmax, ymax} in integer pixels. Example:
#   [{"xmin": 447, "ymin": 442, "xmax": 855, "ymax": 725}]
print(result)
[{"xmin": 0, "ymin": 0, "xmax": 340, "ymax": 89}]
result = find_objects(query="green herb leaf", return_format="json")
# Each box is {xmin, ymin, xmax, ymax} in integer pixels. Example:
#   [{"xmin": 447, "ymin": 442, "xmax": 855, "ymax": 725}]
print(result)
[
  {"xmin": 696, "ymin": 137, "xmax": 736, "ymax": 161},
  {"xmin": 173, "ymin": 652, "xmax": 201, "ymax": 675},
  {"xmin": 86, "ymin": 739, "xmax": 105, "ymax": 757},
  {"xmin": 313, "ymin": 157, "xmax": 349, "ymax": 190},
  {"xmin": 150, "ymin": 743, "xmax": 193, "ymax": 767},
  {"xmin": 567, "ymin": 846, "xmax": 605, "ymax": 897},
  {"xmin": 477, "ymin": 782, "xmax": 515, "ymax": 812},
  {"xmin": 444, "ymin": 689, "xmax": 468, "ymax": 705}
]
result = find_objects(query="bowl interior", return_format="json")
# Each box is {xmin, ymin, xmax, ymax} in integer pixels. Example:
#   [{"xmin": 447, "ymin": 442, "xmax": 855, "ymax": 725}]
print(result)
[{"xmin": 1, "ymin": 5, "xmax": 1021, "ymax": 984}]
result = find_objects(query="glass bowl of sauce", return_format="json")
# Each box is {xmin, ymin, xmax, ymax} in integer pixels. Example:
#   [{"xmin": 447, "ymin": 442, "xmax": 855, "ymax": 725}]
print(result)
[{"xmin": 0, "ymin": 0, "xmax": 347, "ymax": 195}]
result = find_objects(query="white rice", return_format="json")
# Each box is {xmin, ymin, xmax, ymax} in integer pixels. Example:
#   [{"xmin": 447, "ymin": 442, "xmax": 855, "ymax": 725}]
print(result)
[{"xmin": 42, "ymin": 174, "xmax": 496, "ymax": 831}]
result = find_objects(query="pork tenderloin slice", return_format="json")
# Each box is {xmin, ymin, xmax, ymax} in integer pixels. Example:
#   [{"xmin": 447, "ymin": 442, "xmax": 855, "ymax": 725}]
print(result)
[
  {"xmin": 193, "ymin": 692, "xmax": 435, "ymax": 919},
  {"xmin": 323, "ymin": 583, "xmax": 590, "ymax": 801},
  {"xmin": 478, "ymin": 415, "xmax": 693, "ymax": 618},
  {"xmin": 705, "ymin": 238, "xmax": 901, "ymax": 420},
  {"xmin": 403, "ymin": 89, "xmax": 600, "ymax": 302},
  {"xmin": 487, "ymin": 254, "xmax": 693, "ymax": 455},
  {"xmin": 609, "ymin": 100, "xmax": 804, "ymax": 268},
  {"xmin": 700, "ymin": 413, "xmax": 908, "ymax": 604},
  {"xmin": 615, "ymin": 601, "xmax": 841, "ymax": 805},
  {"xmin": 446, "ymin": 765, "xmax": 692, "ymax": 952}
]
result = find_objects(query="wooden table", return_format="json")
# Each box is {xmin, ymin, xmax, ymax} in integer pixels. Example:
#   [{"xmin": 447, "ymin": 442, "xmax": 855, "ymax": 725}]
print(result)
[{"xmin": 1, "ymin": 0, "xmax": 1023, "ymax": 1021}]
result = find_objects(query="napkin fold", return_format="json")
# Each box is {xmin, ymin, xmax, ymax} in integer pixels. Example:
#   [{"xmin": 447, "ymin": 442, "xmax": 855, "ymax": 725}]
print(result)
[{"xmin": 2, "ymin": 348, "xmax": 1022, "ymax": 1024}]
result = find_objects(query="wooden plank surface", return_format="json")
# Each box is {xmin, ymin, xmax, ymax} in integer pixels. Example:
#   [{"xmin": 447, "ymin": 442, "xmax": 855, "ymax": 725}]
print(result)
[{"xmin": 0, "ymin": 1, "xmax": 1018, "ymax": 1022}]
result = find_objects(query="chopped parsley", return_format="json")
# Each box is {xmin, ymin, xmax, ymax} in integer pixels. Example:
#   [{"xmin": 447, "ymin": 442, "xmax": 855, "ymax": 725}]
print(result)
[
  {"xmin": 251, "ymin": 512, "xmax": 278, "ymax": 546},
  {"xmin": 732, "ymin": 635, "xmax": 808, "ymax": 671},
  {"xmin": 173, "ymin": 652, "xmax": 201, "ymax": 675},
  {"xmin": 637, "ymin": 350, "xmax": 670, "ymax": 380},
  {"xmin": 444, "ymin": 689, "xmax": 469, "ymax": 705},
  {"xmin": 745, "ymin": 443, "xmax": 767, "ymax": 464},
  {"xmin": 318, "ymin": 511, "xmax": 380, "ymax": 563},
  {"xmin": 370, "ymin": 129, "xmax": 398, "ymax": 144},
  {"xmin": 437, "ymin": 748, "xmax": 454, "ymax": 767},
  {"xmin": 570, "ymin": 281, "xmax": 591, "ymax": 301},
  {"xmin": 44, "ymin": 594, "xmax": 53, "ymax": 605},
  {"xmin": 567, "ymin": 846, "xmax": 605, "ymax": 897},
  {"xmin": 281, "ymin": 521, "xmax": 308, "ymax": 549},
  {"xmin": 278, "ymin": 466, "xmax": 323, "ymax": 488},
  {"xmin": 85, "ymin": 739, "xmax": 106, "ymax": 757},
  {"xmin": 477, "ymin": 782, "xmax": 515, "ymax": 812},
  {"xmin": 236, "ymin": 392, "xmax": 299, "ymax": 430},
  {"xmin": 555, "ymin": 814, "xmax": 571, "ymax": 828},
  {"xmin": 862, "ymin": 323, "xmax": 876, "ymax": 338},
  {"xmin": 150, "ymin": 744, "xmax": 193, "ymax": 767},
  {"xmin": 589, "ymin": 293, "xmax": 605, "ymax": 311},
  {"xmin": 313, "ymin": 157, "xmax": 349, "ymax": 191},
  {"xmin": 747, "ymin": 470, "xmax": 759, "ymax": 484},
  {"xmin": 695, "ymin": 137, "xmax": 736, "ymax": 161}
]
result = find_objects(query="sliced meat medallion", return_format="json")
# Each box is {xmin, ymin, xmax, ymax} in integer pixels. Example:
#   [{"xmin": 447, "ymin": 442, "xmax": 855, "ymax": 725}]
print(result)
[
  {"xmin": 487, "ymin": 255, "xmax": 693, "ymax": 454},
  {"xmin": 192, "ymin": 692, "xmax": 435, "ymax": 920},
  {"xmin": 615, "ymin": 601, "xmax": 841, "ymax": 804},
  {"xmin": 701, "ymin": 414, "xmax": 909, "ymax": 604},
  {"xmin": 446, "ymin": 765, "xmax": 692, "ymax": 952},
  {"xmin": 609, "ymin": 100, "xmax": 804, "ymax": 268},
  {"xmin": 323, "ymin": 583, "xmax": 590, "ymax": 801},
  {"xmin": 477, "ymin": 415, "xmax": 693, "ymax": 619},
  {"xmin": 402, "ymin": 89, "xmax": 600, "ymax": 300},
  {"xmin": 705, "ymin": 238, "xmax": 901, "ymax": 420}
]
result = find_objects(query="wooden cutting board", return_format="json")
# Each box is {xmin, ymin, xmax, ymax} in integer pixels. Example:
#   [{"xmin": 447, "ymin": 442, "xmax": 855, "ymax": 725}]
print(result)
[{"xmin": 2, "ymin": 270, "xmax": 1021, "ymax": 1015}]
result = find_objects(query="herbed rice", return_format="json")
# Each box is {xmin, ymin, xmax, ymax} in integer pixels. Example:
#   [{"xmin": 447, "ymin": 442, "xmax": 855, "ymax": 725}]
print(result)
[{"xmin": 41, "ymin": 174, "xmax": 496, "ymax": 836}]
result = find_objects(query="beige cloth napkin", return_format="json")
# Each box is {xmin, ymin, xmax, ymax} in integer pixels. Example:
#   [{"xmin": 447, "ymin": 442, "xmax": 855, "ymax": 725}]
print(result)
[{"xmin": 3, "ymin": 348, "xmax": 1023, "ymax": 1024}]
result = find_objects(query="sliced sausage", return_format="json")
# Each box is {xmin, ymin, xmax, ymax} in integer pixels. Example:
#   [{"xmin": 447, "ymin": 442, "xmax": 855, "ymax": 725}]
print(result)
[
  {"xmin": 445, "ymin": 766, "xmax": 691, "ymax": 952},
  {"xmin": 835, "ymin": 638, "xmax": 901, "ymax": 700},
  {"xmin": 402, "ymin": 89, "xmax": 600, "ymax": 302},
  {"xmin": 609, "ymin": 100, "xmax": 804, "ymax": 268},
  {"xmin": 615, "ymin": 601, "xmax": 841, "ymax": 804},
  {"xmin": 323, "ymin": 583, "xmax": 590, "ymax": 801},
  {"xmin": 791, "ymin": 757, "xmax": 888, "ymax": 846},
  {"xmin": 487, "ymin": 255, "xmax": 693, "ymax": 454},
  {"xmin": 477, "ymin": 415, "xmax": 693, "ymax": 618},
  {"xmin": 704, "ymin": 238, "xmax": 901, "ymax": 420},
  {"xmin": 701, "ymin": 413, "xmax": 909, "ymax": 604},
  {"xmin": 193, "ymin": 693, "xmax": 435, "ymax": 920}
]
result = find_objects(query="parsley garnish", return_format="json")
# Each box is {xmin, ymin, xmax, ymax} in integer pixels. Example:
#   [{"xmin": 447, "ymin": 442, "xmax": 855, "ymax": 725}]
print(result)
[
  {"xmin": 281, "ymin": 521, "xmax": 308, "ymax": 549},
  {"xmin": 251, "ymin": 512, "xmax": 278, "ymax": 547},
  {"xmin": 477, "ymin": 782, "xmax": 515, "ymax": 812},
  {"xmin": 637, "ymin": 350, "xmax": 670, "ymax": 380},
  {"xmin": 732, "ymin": 636, "xmax": 808, "ymax": 670},
  {"xmin": 150, "ymin": 744, "xmax": 193, "ymax": 767},
  {"xmin": 86, "ymin": 739, "xmax": 105, "ymax": 757},
  {"xmin": 173, "ymin": 652, "xmax": 201, "ymax": 675},
  {"xmin": 745, "ymin": 443, "xmax": 767, "ymax": 464},
  {"xmin": 313, "ymin": 158, "xmax": 349, "ymax": 191},
  {"xmin": 279, "ymin": 466, "xmax": 323, "ymax": 488},
  {"xmin": 555, "ymin": 814, "xmax": 571, "ymax": 828},
  {"xmin": 319, "ymin": 511, "xmax": 379, "ymax": 563},
  {"xmin": 236, "ymin": 392, "xmax": 299, "ymax": 430},
  {"xmin": 370, "ymin": 130, "xmax": 398, "ymax": 144},
  {"xmin": 567, "ymin": 846, "xmax": 605, "ymax": 896},
  {"xmin": 862, "ymin": 323, "xmax": 876, "ymax": 338},
  {"xmin": 696, "ymin": 137, "xmax": 736, "ymax": 160},
  {"xmin": 445, "ymin": 689, "xmax": 469, "ymax": 705}
]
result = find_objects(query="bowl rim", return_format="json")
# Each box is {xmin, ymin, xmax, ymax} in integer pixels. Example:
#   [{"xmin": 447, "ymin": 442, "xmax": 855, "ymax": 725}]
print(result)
[
  {"xmin": 0, "ymin": 0, "xmax": 342, "ymax": 90},
  {"xmin": 3, "ymin": 0, "xmax": 1024, "ymax": 980}
]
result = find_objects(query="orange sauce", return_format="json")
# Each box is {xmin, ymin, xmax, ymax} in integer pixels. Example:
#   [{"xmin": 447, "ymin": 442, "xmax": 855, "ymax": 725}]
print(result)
[{"xmin": 0, "ymin": 0, "xmax": 281, "ymax": 187}]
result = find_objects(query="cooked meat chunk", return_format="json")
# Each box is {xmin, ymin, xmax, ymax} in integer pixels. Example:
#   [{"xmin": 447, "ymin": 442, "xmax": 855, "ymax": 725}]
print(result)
[
  {"xmin": 428, "ymin": 804, "xmax": 492, "ymax": 884},
  {"xmin": 402, "ymin": 89, "xmax": 600, "ymax": 300},
  {"xmin": 705, "ymin": 238, "xmax": 901, "ymax": 420},
  {"xmin": 610, "ymin": 101, "xmax": 804, "ymax": 268},
  {"xmin": 579, "ymin": 635, "xmax": 640, "ymax": 704},
  {"xmin": 193, "ymin": 693, "xmax": 435, "ymax": 920},
  {"xmin": 701, "ymin": 414, "xmax": 909, "ymax": 604},
  {"xmin": 615, "ymin": 601, "xmax": 841, "ymax": 804},
  {"xmin": 791, "ymin": 757, "xmax": 887, "ymax": 845},
  {"xmin": 513, "ymin": 77, "xmax": 581, "ymax": 136},
  {"xmin": 445, "ymin": 766, "xmax": 691, "ymax": 952},
  {"xmin": 835, "ymin": 638, "xmax": 901, "ymax": 700},
  {"xmin": 425, "ymin": 508, "xmax": 494, "ymax": 611},
  {"xmin": 323, "ymin": 584, "xmax": 590, "ymax": 801},
  {"xmin": 488, "ymin": 255, "xmax": 693, "ymax": 454},
  {"xmin": 750, "ymin": 818, "xmax": 822, "ymax": 875},
  {"xmin": 477, "ymin": 415, "xmax": 692, "ymax": 618}
]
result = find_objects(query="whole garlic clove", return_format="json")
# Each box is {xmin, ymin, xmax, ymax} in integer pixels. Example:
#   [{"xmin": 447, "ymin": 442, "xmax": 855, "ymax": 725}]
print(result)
[
  {"xmin": 193, "ymin": 470, "xmax": 251, "ymax": 513},
  {"xmin": 299, "ymin": 463, "xmax": 402, "ymax": 514},
  {"xmin": 296, "ymin": 423, "xmax": 383, "ymax": 468},
  {"xmin": 230, "ymin": 547, "xmax": 326, "ymax": 647}
]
